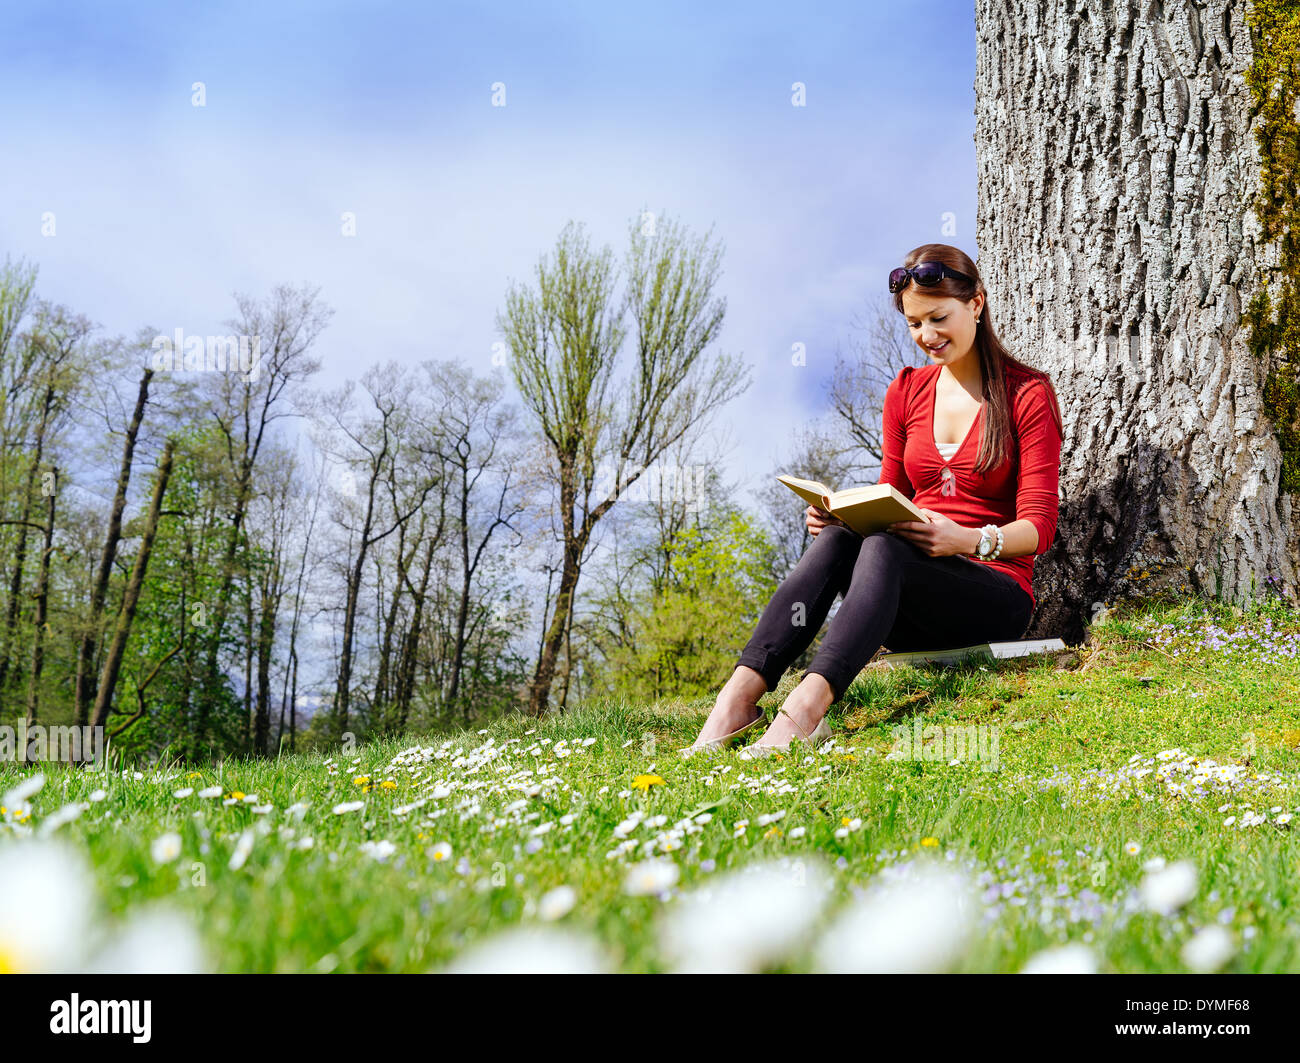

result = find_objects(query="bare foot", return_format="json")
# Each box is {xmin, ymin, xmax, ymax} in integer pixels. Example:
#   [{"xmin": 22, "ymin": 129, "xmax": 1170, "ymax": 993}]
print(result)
[
  {"xmin": 690, "ymin": 666, "xmax": 767, "ymax": 746},
  {"xmin": 755, "ymin": 674, "xmax": 834, "ymax": 747}
]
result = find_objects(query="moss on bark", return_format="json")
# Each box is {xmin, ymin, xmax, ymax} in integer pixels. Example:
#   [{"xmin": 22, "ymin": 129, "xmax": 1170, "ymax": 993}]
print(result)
[{"xmin": 1245, "ymin": 0, "xmax": 1300, "ymax": 494}]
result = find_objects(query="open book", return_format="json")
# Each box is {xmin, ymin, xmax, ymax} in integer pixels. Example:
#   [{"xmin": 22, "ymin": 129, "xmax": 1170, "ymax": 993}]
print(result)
[{"xmin": 778, "ymin": 475, "xmax": 929, "ymax": 536}]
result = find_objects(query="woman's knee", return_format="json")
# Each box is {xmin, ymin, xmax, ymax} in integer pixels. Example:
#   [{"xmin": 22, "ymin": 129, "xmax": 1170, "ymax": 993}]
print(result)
[
  {"xmin": 805, "ymin": 523, "xmax": 861, "ymax": 560},
  {"xmin": 857, "ymin": 530, "xmax": 910, "ymax": 566}
]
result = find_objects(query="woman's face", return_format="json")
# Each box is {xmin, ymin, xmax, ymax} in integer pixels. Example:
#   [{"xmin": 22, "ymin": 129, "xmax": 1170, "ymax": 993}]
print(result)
[{"xmin": 901, "ymin": 287, "xmax": 983, "ymax": 366}]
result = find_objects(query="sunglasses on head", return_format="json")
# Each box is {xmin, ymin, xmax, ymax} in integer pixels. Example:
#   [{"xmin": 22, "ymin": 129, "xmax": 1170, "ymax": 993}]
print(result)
[{"xmin": 888, "ymin": 262, "xmax": 975, "ymax": 294}]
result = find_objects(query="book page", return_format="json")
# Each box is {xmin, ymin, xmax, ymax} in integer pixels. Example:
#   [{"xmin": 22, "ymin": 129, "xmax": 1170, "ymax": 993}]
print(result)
[{"xmin": 776, "ymin": 475, "xmax": 834, "ymax": 511}]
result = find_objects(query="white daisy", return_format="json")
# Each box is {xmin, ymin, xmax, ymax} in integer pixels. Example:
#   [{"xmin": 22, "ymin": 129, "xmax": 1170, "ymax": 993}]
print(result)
[
  {"xmin": 538, "ymin": 885, "xmax": 577, "ymax": 921},
  {"xmin": 658, "ymin": 858, "xmax": 831, "ymax": 973},
  {"xmin": 1139, "ymin": 860, "xmax": 1198, "ymax": 915},
  {"xmin": 228, "ymin": 829, "xmax": 255, "ymax": 871},
  {"xmin": 0, "ymin": 840, "xmax": 94, "ymax": 971},
  {"xmin": 624, "ymin": 858, "xmax": 680, "ymax": 897},
  {"xmin": 444, "ymin": 928, "xmax": 609, "ymax": 973},
  {"xmin": 1020, "ymin": 943, "xmax": 1098, "ymax": 974},
  {"xmin": 1180, "ymin": 925, "xmax": 1234, "ymax": 972},
  {"xmin": 813, "ymin": 863, "xmax": 976, "ymax": 973},
  {"xmin": 150, "ymin": 832, "xmax": 182, "ymax": 864}
]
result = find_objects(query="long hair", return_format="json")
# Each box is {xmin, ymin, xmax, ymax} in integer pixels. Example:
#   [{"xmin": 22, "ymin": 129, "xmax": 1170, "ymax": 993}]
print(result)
[{"xmin": 891, "ymin": 243, "xmax": 1064, "ymax": 476}]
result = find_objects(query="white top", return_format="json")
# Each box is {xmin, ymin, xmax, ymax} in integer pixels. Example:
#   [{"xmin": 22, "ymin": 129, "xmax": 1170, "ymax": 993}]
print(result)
[{"xmin": 935, "ymin": 439, "xmax": 961, "ymax": 461}]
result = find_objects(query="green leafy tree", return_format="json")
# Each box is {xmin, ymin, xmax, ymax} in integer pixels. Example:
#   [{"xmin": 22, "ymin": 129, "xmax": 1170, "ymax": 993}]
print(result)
[{"xmin": 596, "ymin": 509, "xmax": 778, "ymax": 703}]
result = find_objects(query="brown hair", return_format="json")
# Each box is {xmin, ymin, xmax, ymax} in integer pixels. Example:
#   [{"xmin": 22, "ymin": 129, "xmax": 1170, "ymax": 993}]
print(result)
[{"xmin": 891, "ymin": 243, "xmax": 1064, "ymax": 475}]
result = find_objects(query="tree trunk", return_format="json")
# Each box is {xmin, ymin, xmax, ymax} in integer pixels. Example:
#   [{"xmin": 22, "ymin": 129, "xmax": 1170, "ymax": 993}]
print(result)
[
  {"xmin": 91, "ymin": 440, "xmax": 175, "ymax": 730},
  {"xmin": 289, "ymin": 646, "xmax": 298, "ymax": 754},
  {"xmin": 0, "ymin": 384, "xmax": 53, "ymax": 696},
  {"xmin": 24, "ymin": 466, "xmax": 57, "ymax": 727},
  {"xmin": 334, "ymin": 467, "xmax": 385, "ymax": 739},
  {"xmin": 974, "ymin": 0, "xmax": 1297, "ymax": 643},
  {"xmin": 242, "ymin": 584, "xmax": 253, "ymax": 754},
  {"xmin": 373, "ymin": 523, "xmax": 412, "ymax": 721},
  {"xmin": 395, "ymin": 535, "xmax": 437, "ymax": 729},
  {"xmin": 445, "ymin": 488, "xmax": 473, "ymax": 710},
  {"xmin": 254, "ymin": 568, "xmax": 277, "ymax": 755},
  {"xmin": 527, "ymin": 540, "xmax": 582, "ymax": 716},
  {"xmin": 75, "ymin": 368, "xmax": 151, "ymax": 726}
]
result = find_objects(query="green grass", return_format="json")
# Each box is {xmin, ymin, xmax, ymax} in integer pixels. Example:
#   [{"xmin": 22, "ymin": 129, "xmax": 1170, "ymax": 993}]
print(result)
[{"xmin": 4, "ymin": 592, "xmax": 1300, "ymax": 973}]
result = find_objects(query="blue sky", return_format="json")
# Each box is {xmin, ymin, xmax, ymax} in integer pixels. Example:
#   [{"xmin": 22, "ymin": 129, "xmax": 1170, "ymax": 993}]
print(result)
[{"xmin": 1, "ymin": 0, "xmax": 979, "ymax": 497}]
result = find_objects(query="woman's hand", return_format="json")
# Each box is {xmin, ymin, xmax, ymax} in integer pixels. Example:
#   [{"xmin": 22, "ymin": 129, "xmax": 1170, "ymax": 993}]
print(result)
[
  {"xmin": 885, "ymin": 509, "xmax": 973, "ymax": 557},
  {"xmin": 805, "ymin": 505, "xmax": 846, "ymax": 537}
]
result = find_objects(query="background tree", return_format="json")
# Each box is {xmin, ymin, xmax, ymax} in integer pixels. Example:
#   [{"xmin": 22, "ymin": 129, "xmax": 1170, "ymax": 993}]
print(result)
[
  {"xmin": 90, "ymin": 438, "xmax": 176, "ymax": 732},
  {"xmin": 588, "ymin": 508, "xmax": 778, "ymax": 704},
  {"xmin": 499, "ymin": 211, "xmax": 750, "ymax": 715},
  {"xmin": 73, "ymin": 366, "xmax": 153, "ymax": 726},
  {"xmin": 312, "ymin": 361, "xmax": 442, "ymax": 739},
  {"xmin": 194, "ymin": 284, "xmax": 329, "ymax": 748}
]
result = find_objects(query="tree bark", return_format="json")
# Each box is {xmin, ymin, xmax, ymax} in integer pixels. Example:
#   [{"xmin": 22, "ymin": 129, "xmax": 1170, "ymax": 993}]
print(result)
[
  {"xmin": 974, "ymin": 0, "xmax": 1297, "ymax": 642},
  {"xmin": 395, "ymin": 534, "xmax": 438, "ymax": 729},
  {"xmin": 254, "ymin": 564, "xmax": 278, "ymax": 755},
  {"xmin": 24, "ymin": 466, "xmax": 57, "ymax": 727},
  {"xmin": 91, "ymin": 440, "xmax": 175, "ymax": 731},
  {"xmin": 74, "ymin": 368, "xmax": 151, "ymax": 726},
  {"xmin": 527, "ymin": 539, "xmax": 583, "ymax": 716},
  {"xmin": 334, "ymin": 454, "xmax": 385, "ymax": 739},
  {"xmin": 0, "ymin": 384, "xmax": 53, "ymax": 696}
]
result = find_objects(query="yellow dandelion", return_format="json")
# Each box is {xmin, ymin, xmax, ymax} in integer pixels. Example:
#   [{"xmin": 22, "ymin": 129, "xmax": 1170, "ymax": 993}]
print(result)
[
  {"xmin": 841, "ymin": 816, "xmax": 852, "ymax": 827},
  {"xmin": 380, "ymin": 780, "xmax": 397, "ymax": 790},
  {"xmin": 353, "ymin": 776, "xmax": 370, "ymax": 786},
  {"xmin": 228, "ymin": 791, "xmax": 245, "ymax": 801},
  {"xmin": 921, "ymin": 837, "xmax": 939, "ymax": 847},
  {"xmin": 631, "ymin": 774, "xmax": 665, "ymax": 792}
]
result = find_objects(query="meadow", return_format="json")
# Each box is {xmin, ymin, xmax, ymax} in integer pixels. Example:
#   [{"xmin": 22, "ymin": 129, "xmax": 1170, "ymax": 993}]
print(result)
[{"xmin": 3, "ymin": 593, "xmax": 1299, "ymax": 974}]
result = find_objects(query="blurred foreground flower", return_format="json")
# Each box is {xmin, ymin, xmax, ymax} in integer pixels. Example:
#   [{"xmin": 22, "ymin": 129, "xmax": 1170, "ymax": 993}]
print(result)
[
  {"xmin": 1181, "ymin": 926, "xmax": 1235, "ymax": 972},
  {"xmin": 0, "ymin": 839, "xmax": 206, "ymax": 973},
  {"xmin": 813, "ymin": 861, "xmax": 977, "ymax": 973},
  {"xmin": 444, "ymin": 928, "xmax": 611, "ymax": 973},
  {"xmin": 538, "ymin": 885, "xmax": 577, "ymax": 921},
  {"xmin": 624, "ymin": 858, "xmax": 680, "ymax": 897},
  {"xmin": 2, "ymin": 771, "xmax": 45, "ymax": 809},
  {"xmin": 658, "ymin": 857, "xmax": 831, "ymax": 973},
  {"xmin": 151, "ymin": 832, "xmax": 182, "ymax": 864},
  {"xmin": 1138, "ymin": 860, "xmax": 1198, "ymax": 915},
  {"xmin": 1020, "ymin": 943, "xmax": 1098, "ymax": 974},
  {"xmin": 86, "ymin": 909, "xmax": 207, "ymax": 974},
  {"xmin": 0, "ymin": 839, "xmax": 94, "ymax": 971}
]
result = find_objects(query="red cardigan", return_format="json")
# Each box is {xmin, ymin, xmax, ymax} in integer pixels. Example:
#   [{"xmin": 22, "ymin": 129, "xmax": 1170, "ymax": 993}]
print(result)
[{"xmin": 877, "ymin": 361, "xmax": 1063, "ymax": 608}]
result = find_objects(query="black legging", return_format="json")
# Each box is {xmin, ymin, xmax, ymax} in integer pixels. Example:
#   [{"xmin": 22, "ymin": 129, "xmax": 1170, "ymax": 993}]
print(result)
[{"xmin": 736, "ymin": 525, "xmax": 1034, "ymax": 701}]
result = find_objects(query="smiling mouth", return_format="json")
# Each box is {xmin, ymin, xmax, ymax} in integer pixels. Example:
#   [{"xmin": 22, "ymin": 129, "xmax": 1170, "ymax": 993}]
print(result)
[{"xmin": 926, "ymin": 341, "xmax": 950, "ymax": 354}]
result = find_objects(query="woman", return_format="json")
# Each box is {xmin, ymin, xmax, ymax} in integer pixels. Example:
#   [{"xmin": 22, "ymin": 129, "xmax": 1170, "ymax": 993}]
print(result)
[{"xmin": 683, "ymin": 243, "xmax": 1065, "ymax": 757}]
